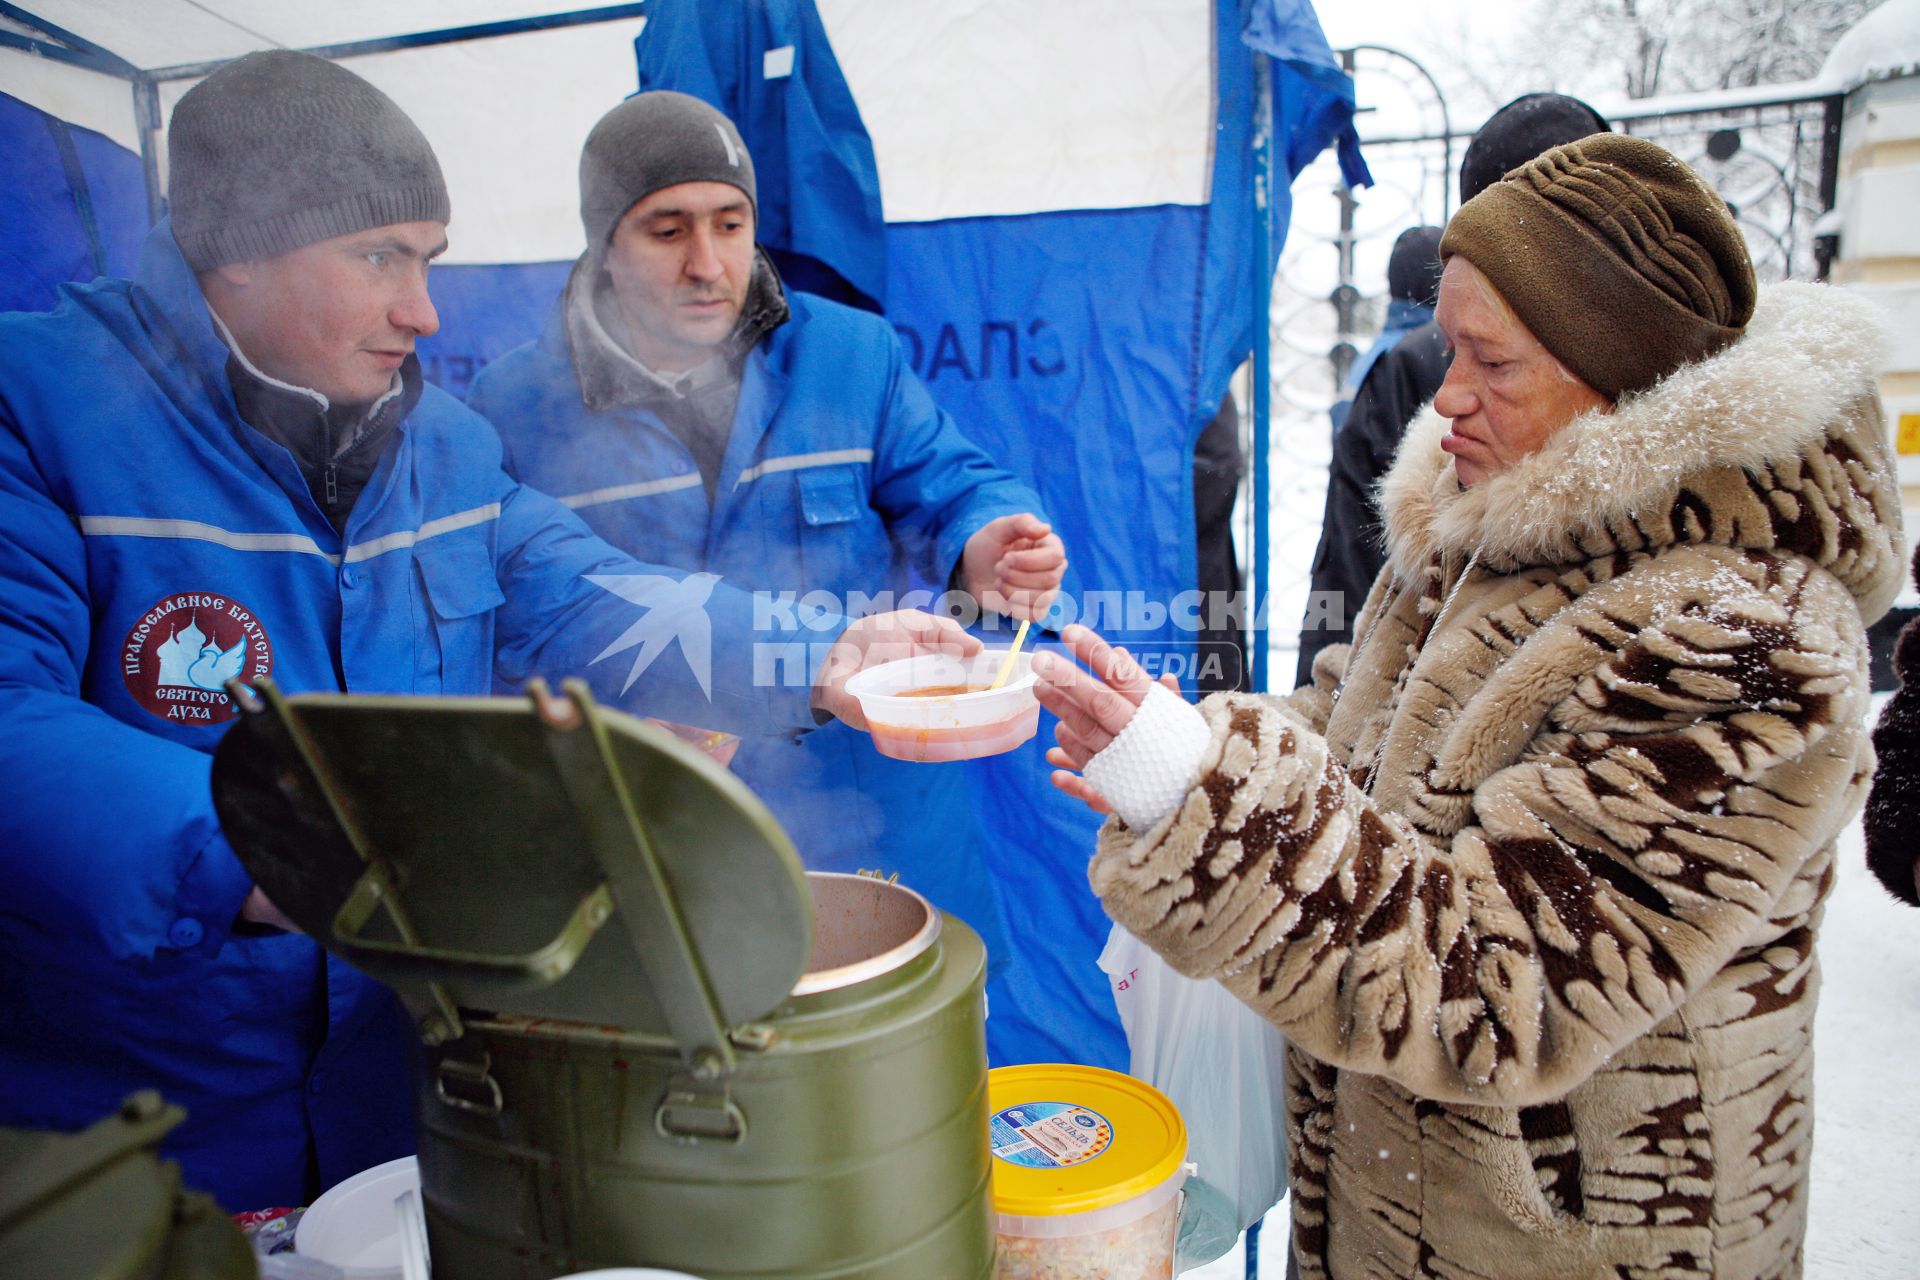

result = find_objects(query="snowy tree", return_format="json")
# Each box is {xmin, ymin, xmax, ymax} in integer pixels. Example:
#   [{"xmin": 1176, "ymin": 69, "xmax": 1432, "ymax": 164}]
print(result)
[{"xmin": 1421, "ymin": 0, "xmax": 1877, "ymax": 117}]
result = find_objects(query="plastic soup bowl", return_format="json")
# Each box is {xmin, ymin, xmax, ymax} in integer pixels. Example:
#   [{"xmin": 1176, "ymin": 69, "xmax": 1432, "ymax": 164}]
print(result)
[{"xmin": 845, "ymin": 649, "xmax": 1039, "ymax": 762}]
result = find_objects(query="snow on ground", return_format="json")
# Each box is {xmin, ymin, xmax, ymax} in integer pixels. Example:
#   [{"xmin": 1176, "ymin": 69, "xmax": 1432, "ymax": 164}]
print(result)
[{"xmin": 1185, "ymin": 708, "xmax": 1920, "ymax": 1277}]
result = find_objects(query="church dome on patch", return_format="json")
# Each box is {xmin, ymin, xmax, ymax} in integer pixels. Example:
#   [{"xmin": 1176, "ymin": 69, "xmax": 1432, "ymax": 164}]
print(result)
[{"xmin": 121, "ymin": 592, "xmax": 274, "ymax": 725}]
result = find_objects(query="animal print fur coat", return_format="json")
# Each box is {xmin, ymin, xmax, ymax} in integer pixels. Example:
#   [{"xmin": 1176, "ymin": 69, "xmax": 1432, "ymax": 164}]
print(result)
[{"xmin": 1090, "ymin": 283, "xmax": 1904, "ymax": 1279}]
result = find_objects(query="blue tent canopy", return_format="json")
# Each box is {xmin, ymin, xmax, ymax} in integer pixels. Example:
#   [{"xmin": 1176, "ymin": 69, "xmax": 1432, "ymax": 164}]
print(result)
[{"xmin": 0, "ymin": 0, "xmax": 1367, "ymax": 1073}]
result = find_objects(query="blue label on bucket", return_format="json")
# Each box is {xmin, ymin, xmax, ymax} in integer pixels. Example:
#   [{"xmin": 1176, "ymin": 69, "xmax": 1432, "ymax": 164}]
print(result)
[{"xmin": 990, "ymin": 1101, "xmax": 1113, "ymax": 1167}]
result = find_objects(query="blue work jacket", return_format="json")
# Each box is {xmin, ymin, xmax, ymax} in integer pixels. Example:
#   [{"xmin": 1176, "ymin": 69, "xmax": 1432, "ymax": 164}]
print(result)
[
  {"xmin": 470, "ymin": 282, "xmax": 1041, "ymax": 1004},
  {"xmin": 0, "ymin": 225, "xmax": 831, "ymax": 1210}
]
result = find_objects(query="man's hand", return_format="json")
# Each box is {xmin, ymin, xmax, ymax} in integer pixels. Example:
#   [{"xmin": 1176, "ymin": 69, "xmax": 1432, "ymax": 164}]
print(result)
[
  {"xmin": 812, "ymin": 609, "xmax": 983, "ymax": 730},
  {"xmin": 961, "ymin": 513, "xmax": 1067, "ymax": 621},
  {"xmin": 1032, "ymin": 624, "xmax": 1179, "ymax": 814},
  {"xmin": 239, "ymin": 885, "xmax": 301, "ymax": 934}
]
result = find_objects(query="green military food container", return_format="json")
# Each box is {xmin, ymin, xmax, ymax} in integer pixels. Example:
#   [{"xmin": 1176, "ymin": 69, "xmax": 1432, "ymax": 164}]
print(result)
[{"xmin": 213, "ymin": 679, "xmax": 993, "ymax": 1279}]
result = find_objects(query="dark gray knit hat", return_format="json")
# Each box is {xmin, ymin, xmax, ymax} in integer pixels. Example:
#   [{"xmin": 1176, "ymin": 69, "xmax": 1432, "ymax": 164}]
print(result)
[
  {"xmin": 1459, "ymin": 92, "xmax": 1610, "ymax": 205},
  {"xmin": 579, "ymin": 91, "xmax": 756, "ymax": 258},
  {"xmin": 1386, "ymin": 226, "xmax": 1443, "ymax": 306},
  {"xmin": 169, "ymin": 50, "xmax": 450, "ymax": 271}
]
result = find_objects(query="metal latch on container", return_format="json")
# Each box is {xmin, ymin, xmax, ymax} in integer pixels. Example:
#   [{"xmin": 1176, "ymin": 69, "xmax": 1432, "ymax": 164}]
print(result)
[
  {"xmin": 654, "ymin": 1077, "xmax": 746, "ymax": 1146},
  {"xmin": 434, "ymin": 1050, "xmax": 503, "ymax": 1117}
]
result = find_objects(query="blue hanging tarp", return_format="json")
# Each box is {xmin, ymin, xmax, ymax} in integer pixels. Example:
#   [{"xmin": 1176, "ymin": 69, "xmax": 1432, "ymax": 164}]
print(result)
[
  {"xmin": 632, "ymin": 0, "xmax": 887, "ymax": 311},
  {"xmin": 629, "ymin": 0, "xmax": 1365, "ymax": 1070},
  {"xmin": 0, "ymin": 91, "xmax": 149, "ymax": 314}
]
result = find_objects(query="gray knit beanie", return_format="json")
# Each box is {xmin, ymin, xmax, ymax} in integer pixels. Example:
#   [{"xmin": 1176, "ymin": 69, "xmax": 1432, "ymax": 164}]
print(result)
[
  {"xmin": 579, "ymin": 91, "xmax": 757, "ymax": 259},
  {"xmin": 169, "ymin": 50, "xmax": 450, "ymax": 271}
]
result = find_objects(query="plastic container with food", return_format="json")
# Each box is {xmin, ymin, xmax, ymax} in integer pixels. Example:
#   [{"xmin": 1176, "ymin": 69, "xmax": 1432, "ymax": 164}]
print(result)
[
  {"xmin": 843, "ymin": 648, "xmax": 1038, "ymax": 762},
  {"xmin": 988, "ymin": 1063, "xmax": 1190, "ymax": 1280}
]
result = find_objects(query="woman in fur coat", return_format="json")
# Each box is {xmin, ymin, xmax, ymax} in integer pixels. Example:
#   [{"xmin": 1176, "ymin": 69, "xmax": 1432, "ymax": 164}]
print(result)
[
  {"xmin": 1865, "ymin": 544, "xmax": 1920, "ymax": 905},
  {"xmin": 1036, "ymin": 134, "xmax": 1904, "ymax": 1280}
]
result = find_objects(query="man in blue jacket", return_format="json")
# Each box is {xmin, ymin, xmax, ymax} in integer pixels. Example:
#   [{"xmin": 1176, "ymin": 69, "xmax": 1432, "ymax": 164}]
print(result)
[
  {"xmin": 0, "ymin": 51, "xmax": 974, "ymax": 1212},
  {"xmin": 469, "ymin": 92, "xmax": 1067, "ymax": 1062}
]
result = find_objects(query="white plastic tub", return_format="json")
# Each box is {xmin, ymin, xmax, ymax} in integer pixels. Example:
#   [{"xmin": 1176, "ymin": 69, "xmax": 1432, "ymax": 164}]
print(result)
[
  {"xmin": 293, "ymin": 1155, "xmax": 419, "ymax": 1279},
  {"xmin": 844, "ymin": 649, "xmax": 1038, "ymax": 761}
]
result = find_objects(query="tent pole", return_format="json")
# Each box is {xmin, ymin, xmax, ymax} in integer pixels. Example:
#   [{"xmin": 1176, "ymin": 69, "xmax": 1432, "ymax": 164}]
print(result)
[
  {"xmin": 1249, "ymin": 54, "xmax": 1272, "ymax": 696},
  {"xmin": 0, "ymin": 2, "xmax": 138, "ymax": 77},
  {"xmin": 132, "ymin": 77, "xmax": 165, "ymax": 226},
  {"xmin": 144, "ymin": 3, "xmax": 652, "ymax": 82}
]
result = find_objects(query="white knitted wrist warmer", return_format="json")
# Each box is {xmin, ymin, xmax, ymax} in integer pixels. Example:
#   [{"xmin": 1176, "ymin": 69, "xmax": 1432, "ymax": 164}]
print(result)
[{"xmin": 1082, "ymin": 683, "xmax": 1212, "ymax": 831}]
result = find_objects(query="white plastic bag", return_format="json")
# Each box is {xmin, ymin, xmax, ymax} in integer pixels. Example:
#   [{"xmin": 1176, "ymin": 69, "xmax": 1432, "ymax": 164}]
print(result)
[{"xmin": 1098, "ymin": 923, "xmax": 1289, "ymax": 1268}]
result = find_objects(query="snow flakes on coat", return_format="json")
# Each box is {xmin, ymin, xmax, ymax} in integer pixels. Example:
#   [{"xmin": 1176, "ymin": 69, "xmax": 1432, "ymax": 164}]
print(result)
[{"xmin": 1092, "ymin": 282, "xmax": 1904, "ymax": 1279}]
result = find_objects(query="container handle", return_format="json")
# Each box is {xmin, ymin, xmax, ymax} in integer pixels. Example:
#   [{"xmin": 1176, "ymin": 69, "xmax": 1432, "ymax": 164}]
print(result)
[
  {"xmin": 328, "ymin": 877, "xmax": 617, "ymax": 991},
  {"xmin": 434, "ymin": 1050, "xmax": 504, "ymax": 1117},
  {"xmin": 653, "ymin": 1086, "xmax": 746, "ymax": 1145}
]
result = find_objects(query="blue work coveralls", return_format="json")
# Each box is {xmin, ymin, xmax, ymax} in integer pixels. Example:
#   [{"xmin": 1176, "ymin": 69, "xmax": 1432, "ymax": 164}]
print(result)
[
  {"xmin": 0, "ymin": 225, "xmax": 832, "ymax": 1210},
  {"xmin": 469, "ymin": 282, "xmax": 1041, "ymax": 1050}
]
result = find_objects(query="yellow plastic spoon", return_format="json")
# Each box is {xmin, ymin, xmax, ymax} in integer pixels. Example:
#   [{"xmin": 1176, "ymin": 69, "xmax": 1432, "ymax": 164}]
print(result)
[{"xmin": 987, "ymin": 617, "xmax": 1032, "ymax": 690}]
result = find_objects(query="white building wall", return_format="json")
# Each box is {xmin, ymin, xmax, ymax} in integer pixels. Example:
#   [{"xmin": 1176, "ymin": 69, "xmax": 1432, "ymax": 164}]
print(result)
[{"xmin": 1831, "ymin": 73, "xmax": 1920, "ymax": 588}]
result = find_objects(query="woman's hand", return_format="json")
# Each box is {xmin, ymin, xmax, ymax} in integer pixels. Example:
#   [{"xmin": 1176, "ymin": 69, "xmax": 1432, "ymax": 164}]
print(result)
[{"xmin": 1032, "ymin": 623, "xmax": 1179, "ymax": 814}]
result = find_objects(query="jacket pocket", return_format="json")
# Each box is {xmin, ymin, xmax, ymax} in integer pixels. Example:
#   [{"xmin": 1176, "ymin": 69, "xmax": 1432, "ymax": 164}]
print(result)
[
  {"xmin": 798, "ymin": 464, "xmax": 864, "ymax": 527},
  {"xmin": 414, "ymin": 537, "xmax": 505, "ymax": 694},
  {"xmin": 796, "ymin": 464, "xmax": 873, "ymax": 591}
]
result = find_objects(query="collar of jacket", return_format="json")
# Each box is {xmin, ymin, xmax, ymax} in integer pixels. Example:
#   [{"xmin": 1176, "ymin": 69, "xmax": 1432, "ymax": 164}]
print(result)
[
  {"xmin": 1379, "ymin": 281, "xmax": 1906, "ymax": 617},
  {"xmin": 1385, "ymin": 298, "xmax": 1434, "ymax": 332},
  {"xmin": 221, "ymin": 336, "xmax": 422, "ymax": 481},
  {"xmin": 133, "ymin": 220, "xmax": 251, "ymax": 400},
  {"xmin": 564, "ymin": 245, "xmax": 791, "ymax": 415}
]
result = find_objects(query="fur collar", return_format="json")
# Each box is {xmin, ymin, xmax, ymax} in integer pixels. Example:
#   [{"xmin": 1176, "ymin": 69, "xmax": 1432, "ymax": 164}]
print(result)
[{"xmin": 1380, "ymin": 282, "xmax": 1898, "ymax": 604}]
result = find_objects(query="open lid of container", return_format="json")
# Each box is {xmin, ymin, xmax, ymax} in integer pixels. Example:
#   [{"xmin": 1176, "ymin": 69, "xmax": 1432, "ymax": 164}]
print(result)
[{"xmin": 210, "ymin": 678, "xmax": 812, "ymax": 1074}]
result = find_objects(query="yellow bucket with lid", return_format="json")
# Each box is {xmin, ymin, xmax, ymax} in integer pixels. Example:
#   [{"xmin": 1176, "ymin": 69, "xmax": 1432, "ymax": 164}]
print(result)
[{"xmin": 987, "ymin": 1064, "xmax": 1189, "ymax": 1279}]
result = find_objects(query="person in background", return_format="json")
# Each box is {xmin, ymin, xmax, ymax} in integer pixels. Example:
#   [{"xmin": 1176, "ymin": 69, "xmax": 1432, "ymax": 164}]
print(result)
[
  {"xmin": 1037, "ymin": 134, "xmax": 1903, "ymax": 1278},
  {"xmin": 1192, "ymin": 393, "xmax": 1247, "ymax": 695},
  {"xmin": 0, "ymin": 52, "xmax": 971, "ymax": 1211},
  {"xmin": 1866, "ymin": 544, "xmax": 1920, "ymax": 905},
  {"xmin": 1296, "ymin": 93, "xmax": 1610, "ymax": 685},
  {"xmin": 1327, "ymin": 224, "xmax": 1442, "ymax": 434},
  {"xmin": 467, "ymin": 92, "xmax": 1066, "ymax": 1061}
]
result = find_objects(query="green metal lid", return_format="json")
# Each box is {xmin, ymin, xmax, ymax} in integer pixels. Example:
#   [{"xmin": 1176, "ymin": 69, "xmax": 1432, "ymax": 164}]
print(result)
[
  {"xmin": 0, "ymin": 1092, "xmax": 256, "ymax": 1280},
  {"xmin": 211, "ymin": 679, "xmax": 812, "ymax": 1075}
]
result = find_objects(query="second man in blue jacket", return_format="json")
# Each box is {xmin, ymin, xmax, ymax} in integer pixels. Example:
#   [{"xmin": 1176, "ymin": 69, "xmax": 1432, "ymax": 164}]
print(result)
[{"xmin": 470, "ymin": 93, "xmax": 1067, "ymax": 1060}]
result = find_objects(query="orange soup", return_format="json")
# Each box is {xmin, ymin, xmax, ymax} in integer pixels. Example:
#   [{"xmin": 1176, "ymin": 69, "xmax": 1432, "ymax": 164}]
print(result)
[{"xmin": 898, "ymin": 683, "xmax": 990, "ymax": 698}]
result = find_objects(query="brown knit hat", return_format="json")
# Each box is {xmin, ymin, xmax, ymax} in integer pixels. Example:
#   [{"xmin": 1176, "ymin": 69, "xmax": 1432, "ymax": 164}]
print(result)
[{"xmin": 1438, "ymin": 133, "xmax": 1756, "ymax": 400}]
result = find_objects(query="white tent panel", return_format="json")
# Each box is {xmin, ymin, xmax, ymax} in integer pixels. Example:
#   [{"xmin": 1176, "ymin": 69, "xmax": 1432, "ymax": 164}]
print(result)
[
  {"xmin": 0, "ymin": 45, "xmax": 139, "ymax": 149},
  {"xmin": 3, "ymin": 1, "xmax": 613, "ymax": 71},
  {"xmin": 821, "ymin": 0, "xmax": 1212, "ymax": 222},
  {"xmin": 5, "ymin": 0, "xmax": 1216, "ymax": 257}
]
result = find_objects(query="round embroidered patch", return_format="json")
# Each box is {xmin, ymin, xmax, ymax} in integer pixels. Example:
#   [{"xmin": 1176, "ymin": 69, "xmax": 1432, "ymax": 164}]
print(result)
[{"xmin": 121, "ymin": 592, "xmax": 274, "ymax": 725}]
